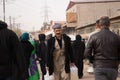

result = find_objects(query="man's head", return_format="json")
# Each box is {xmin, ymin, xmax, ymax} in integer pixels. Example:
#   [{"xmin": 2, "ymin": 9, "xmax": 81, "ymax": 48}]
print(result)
[
  {"xmin": 0, "ymin": 20, "xmax": 8, "ymax": 29},
  {"xmin": 52, "ymin": 23, "xmax": 62, "ymax": 39},
  {"xmin": 76, "ymin": 35, "xmax": 82, "ymax": 41},
  {"xmin": 99, "ymin": 16, "xmax": 110, "ymax": 29},
  {"xmin": 38, "ymin": 34, "xmax": 46, "ymax": 41},
  {"xmin": 20, "ymin": 32, "xmax": 29, "ymax": 41}
]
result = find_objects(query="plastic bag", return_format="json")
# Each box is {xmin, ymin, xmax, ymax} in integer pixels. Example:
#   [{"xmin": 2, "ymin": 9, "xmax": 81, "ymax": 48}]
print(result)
[
  {"xmin": 44, "ymin": 71, "xmax": 54, "ymax": 80},
  {"xmin": 118, "ymin": 65, "xmax": 120, "ymax": 77},
  {"xmin": 70, "ymin": 66, "xmax": 78, "ymax": 80},
  {"xmin": 87, "ymin": 64, "xmax": 94, "ymax": 74}
]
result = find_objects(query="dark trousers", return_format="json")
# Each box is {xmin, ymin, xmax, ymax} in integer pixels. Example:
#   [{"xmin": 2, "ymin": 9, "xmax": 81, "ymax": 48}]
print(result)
[
  {"xmin": 42, "ymin": 74, "xmax": 44, "ymax": 80},
  {"xmin": 94, "ymin": 68, "xmax": 118, "ymax": 80},
  {"xmin": 75, "ymin": 61, "xmax": 83, "ymax": 79},
  {"xmin": 39, "ymin": 60, "xmax": 46, "ymax": 80}
]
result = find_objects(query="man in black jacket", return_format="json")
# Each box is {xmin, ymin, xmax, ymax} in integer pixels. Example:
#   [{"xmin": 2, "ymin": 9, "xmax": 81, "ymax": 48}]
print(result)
[
  {"xmin": 47, "ymin": 23, "xmax": 74, "ymax": 80},
  {"xmin": 84, "ymin": 16, "xmax": 120, "ymax": 80},
  {"xmin": 0, "ymin": 21, "xmax": 27, "ymax": 80}
]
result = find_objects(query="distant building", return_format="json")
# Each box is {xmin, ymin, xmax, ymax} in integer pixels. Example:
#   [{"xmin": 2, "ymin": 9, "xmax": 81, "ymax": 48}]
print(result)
[
  {"xmin": 66, "ymin": 0, "xmax": 120, "ymax": 38},
  {"xmin": 65, "ymin": 1, "xmax": 77, "ymax": 35}
]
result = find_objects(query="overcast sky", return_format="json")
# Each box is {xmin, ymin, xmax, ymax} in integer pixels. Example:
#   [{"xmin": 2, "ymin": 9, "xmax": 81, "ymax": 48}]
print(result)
[{"xmin": 0, "ymin": 0, "xmax": 69, "ymax": 31}]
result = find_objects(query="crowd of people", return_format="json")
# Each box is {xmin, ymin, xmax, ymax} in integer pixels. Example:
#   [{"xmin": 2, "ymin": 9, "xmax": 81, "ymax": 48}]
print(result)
[{"xmin": 0, "ymin": 16, "xmax": 120, "ymax": 80}]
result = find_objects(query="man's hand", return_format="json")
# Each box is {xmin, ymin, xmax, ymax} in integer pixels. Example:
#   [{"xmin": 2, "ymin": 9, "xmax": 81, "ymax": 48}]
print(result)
[
  {"xmin": 46, "ymin": 67, "xmax": 49, "ymax": 71},
  {"xmin": 38, "ymin": 58, "xmax": 41, "ymax": 61},
  {"xmin": 70, "ymin": 62, "xmax": 75, "ymax": 67}
]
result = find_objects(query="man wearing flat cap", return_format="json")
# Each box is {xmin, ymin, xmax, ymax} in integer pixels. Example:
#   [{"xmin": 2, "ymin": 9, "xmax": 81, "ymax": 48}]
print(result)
[{"xmin": 47, "ymin": 23, "xmax": 74, "ymax": 80}]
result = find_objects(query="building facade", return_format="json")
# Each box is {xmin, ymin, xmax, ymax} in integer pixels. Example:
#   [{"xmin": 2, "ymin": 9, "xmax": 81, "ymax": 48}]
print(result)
[{"xmin": 66, "ymin": 0, "xmax": 120, "ymax": 38}]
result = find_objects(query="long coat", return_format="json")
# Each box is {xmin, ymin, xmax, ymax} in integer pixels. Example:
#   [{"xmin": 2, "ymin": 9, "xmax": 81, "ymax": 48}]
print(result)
[
  {"xmin": 37, "ymin": 41, "xmax": 47, "ymax": 75},
  {"xmin": 72, "ymin": 38, "xmax": 85, "ymax": 65},
  {"xmin": 72, "ymin": 35, "xmax": 85, "ymax": 78},
  {"xmin": 20, "ymin": 40, "xmax": 34, "ymax": 68},
  {"xmin": 36, "ymin": 34, "xmax": 47, "ymax": 75},
  {"xmin": 47, "ymin": 34, "xmax": 74, "ymax": 75},
  {"xmin": 0, "ymin": 21, "xmax": 27, "ymax": 80}
]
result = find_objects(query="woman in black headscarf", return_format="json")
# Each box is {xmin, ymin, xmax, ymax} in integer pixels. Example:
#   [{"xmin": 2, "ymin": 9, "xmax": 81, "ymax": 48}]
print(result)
[
  {"xmin": 36, "ymin": 34, "xmax": 47, "ymax": 80},
  {"xmin": 72, "ymin": 35, "xmax": 85, "ymax": 79}
]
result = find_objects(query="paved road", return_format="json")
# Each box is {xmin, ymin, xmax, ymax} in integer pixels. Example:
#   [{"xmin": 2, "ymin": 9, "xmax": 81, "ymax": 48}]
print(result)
[{"xmin": 37, "ymin": 62, "xmax": 120, "ymax": 80}]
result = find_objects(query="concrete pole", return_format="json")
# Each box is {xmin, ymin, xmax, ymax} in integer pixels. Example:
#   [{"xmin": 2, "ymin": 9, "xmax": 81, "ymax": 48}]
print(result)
[{"xmin": 3, "ymin": 0, "xmax": 6, "ymax": 22}]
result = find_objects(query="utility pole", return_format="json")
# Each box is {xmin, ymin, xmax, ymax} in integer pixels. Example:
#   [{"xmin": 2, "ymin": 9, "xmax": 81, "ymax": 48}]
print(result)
[
  {"xmin": 12, "ymin": 18, "xmax": 15, "ymax": 29},
  {"xmin": 3, "ymin": 0, "xmax": 6, "ymax": 22},
  {"xmin": 1, "ymin": 0, "xmax": 15, "ymax": 22},
  {"xmin": 9, "ymin": 16, "xmax": 12, "ymax": 29},
  {"xmin": 16, "ymin": 23, "xmax": 20, "ymax": 32},
  {"xmin": 44, "ymin": 0, "xmax": 49, "ymax": 23},
  {"xmin": 43, "ymin": 0, "xmax": 50, "ymax": 30}
]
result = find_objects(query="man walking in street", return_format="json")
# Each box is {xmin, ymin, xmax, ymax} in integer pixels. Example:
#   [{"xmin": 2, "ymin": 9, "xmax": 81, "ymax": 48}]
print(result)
[
  {"xmin": 0, "ymin": 21, "xmax": 27, "ymax": 80},
  {"xmin": 47, "ymin": 23, "xmax": 74, "ymax": 80},
  {"xmin": 85, "ymin": 16, "xmax": 120, "ymax": 80},
  {"xmin": 87, "ymin": 19, "xmax": 101, "ymax": 74}
]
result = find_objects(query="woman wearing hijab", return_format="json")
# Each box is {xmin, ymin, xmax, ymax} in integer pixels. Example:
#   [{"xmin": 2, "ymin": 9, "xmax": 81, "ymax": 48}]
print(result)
[
  {"xmin": 72, "ymin": 35, "xmax": 85, "ymax": 79},
  {"xmin": 36, "ymin": 34, "xmax": 47, "ymax": 80},
  {"xmin": 20, "ymin": 32, "xmax": 34, "ymax": 78}
]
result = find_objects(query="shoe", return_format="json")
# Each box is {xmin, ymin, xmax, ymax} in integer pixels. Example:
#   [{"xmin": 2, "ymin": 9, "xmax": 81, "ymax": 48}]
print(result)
[{"xmin": 79, "ymin": 75, "xmax": 83, "ymax": 79}]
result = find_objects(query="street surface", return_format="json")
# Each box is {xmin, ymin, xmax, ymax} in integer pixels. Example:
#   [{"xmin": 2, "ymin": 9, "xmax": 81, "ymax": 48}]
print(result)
[{"xmin": 37, "ymin": 61, "xmax": 120, "ymax": 80}]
